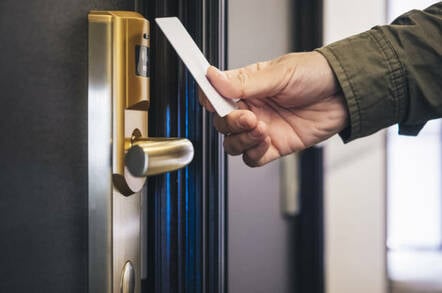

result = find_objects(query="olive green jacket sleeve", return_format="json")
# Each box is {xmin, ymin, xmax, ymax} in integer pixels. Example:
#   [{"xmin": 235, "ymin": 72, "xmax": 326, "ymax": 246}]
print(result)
[{"xmin": 317, "ymin": 2, "xmax": 442, "ymax": 142}]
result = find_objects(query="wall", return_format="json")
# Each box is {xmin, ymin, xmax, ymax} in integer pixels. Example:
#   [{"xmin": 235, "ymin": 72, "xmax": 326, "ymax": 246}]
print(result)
[
  {"xmin": 323, "ymin": 0, "xmax": 388, "ymax": 293},
  {"xmin": 227, "ymin": 0, "xmax": 292, "ymax": 292}
]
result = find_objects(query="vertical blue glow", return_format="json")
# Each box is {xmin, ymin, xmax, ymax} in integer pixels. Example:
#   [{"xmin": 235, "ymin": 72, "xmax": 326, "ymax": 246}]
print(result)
[
  {"xmin": 185, "ymin": 72, "xmax": 192, "ymax": 290},
  {"xmin": 184, "ymin": 72, "xmax": 190, "ymax": 286},
  {"xmin": 185, "ymin": 72, "xmax": 200, "ymax": 291},
  {"xmin": 166, "ymin": 172, "xmax": 171, "ymax": 259},
  {"xmin": 185, "ymin": 74, "xmax": 189, "ymax": 138},
  {"xmin": 177, "ymin": 87, "xmax": 183, "ymax": 288},
  {"xmin": 166, "ymin": 106, "xmax": 171, "ymax": 136},
  {"xmin": 184, "ymin": 74, "xmax": 190, "ymax": 284},
  {"xmin": 165, "ymin": 106, "xmax": 171, "ymax": 263}
]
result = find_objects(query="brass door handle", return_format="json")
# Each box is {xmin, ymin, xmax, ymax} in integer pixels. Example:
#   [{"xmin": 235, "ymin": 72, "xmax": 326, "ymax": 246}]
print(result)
[{"xmin": 125, "ymin": 137, "xmax": 194, "ymax": 177}]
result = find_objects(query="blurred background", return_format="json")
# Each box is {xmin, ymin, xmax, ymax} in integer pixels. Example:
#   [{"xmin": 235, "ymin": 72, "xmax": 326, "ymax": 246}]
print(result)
[{"xmin": 228, "ymin": 0, "xmax": 440, "ymax": 293}]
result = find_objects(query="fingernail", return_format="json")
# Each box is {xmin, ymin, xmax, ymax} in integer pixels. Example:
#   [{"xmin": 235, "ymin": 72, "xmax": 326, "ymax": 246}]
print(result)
[{"xmin": 211, "ymin": 66, "xmax": 228, "ymax": 80}]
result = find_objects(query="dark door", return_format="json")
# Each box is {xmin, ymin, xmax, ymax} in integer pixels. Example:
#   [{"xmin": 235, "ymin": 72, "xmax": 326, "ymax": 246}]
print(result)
[
  {"xmin": 141, "ymin": 0, "xmax": 227, "ymax": 292},
  {"xmin": 0, "ymin": 1, "xmax": 135, "ymax": 292},
  {"xmin": 0, "ymin": 0, "xmax": 226, "ymax": 292}
]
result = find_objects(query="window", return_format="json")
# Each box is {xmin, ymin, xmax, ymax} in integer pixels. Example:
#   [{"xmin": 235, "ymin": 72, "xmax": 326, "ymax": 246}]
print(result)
[{"xmin": 387, "ymin": 120, "xmax": 442, "ymax": 249}]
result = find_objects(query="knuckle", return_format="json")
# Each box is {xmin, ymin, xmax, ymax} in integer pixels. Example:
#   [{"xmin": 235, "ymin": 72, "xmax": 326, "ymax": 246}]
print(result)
[
  {"xmin": 225, "ymin": 114, "xmax": 240, "ymax": 133},
  {"xmin": 237, "ymin": 68, "xmax": 248, "ymax": 98},
  {"xmin": 213, "ymin": 116, "xmax": 226, "ymax": 132},
  {"xmin": 213, "ymin": 117, "xmax": 221, "ymax": 131},
  {"xmin": 222, "ymin": 139, "xmax": 232, "ymax": 153},
  {"xmin": 223, "ymin": 138, "xmax": 241, "ymax": 156},
  {"xmin": 243, "ymin": 153, "xmax": 260, "ymax": 168},
  {"xmin": 239, "ymin": 132, "xmax": 254, "ymax": 146}
]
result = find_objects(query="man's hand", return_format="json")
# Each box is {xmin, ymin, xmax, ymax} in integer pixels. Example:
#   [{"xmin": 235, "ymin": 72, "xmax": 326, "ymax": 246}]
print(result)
[{"xmin": 199, "ymin": 51, "xmax": 348, "ymax": 167}]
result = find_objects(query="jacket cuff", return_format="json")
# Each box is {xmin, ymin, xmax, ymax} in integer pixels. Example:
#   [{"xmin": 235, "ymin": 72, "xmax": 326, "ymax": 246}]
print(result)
[{"xmin": 316, "ymin": 28, "xmax": 408, "ymax": 142}]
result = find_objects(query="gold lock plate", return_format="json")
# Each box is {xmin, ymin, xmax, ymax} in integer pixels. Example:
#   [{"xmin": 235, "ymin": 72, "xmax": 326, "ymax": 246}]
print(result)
[
  {"xmin": 88, "ymin": 10, "xmax": 194, "ymax": 293},
  {"xmin": 88, "ymin": 11, "xmax": 150, "ymax": 293}
]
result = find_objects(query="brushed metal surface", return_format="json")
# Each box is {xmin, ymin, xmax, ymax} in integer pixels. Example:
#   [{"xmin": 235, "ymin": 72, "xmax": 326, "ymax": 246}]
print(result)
[
  {"xmin": 88, "ymin": 16, "xmax": 113, "ymax": 293},
  {"xmin": 125, "ymin": 137, "xmax": 194, "ymax": 177},
  {"xmin": 89, "ymin": 12, "xmax": 146, "ymax": 293},
  {"xmin": 113, "ymin": 189, "xmax": 140, "ymax": 293},
  {"xmin": 120, "ymin": 262, "xmax": 135, "ymax": 293}
]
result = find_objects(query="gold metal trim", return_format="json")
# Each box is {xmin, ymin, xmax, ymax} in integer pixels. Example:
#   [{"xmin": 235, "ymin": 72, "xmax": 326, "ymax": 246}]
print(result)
[
  {"xmin": 89, "ymin": 11, "xmax": 148, "ymax": 293},
  {"xmin": 89, "ymin": 10, "xmax": 194, "ymax": 293}
]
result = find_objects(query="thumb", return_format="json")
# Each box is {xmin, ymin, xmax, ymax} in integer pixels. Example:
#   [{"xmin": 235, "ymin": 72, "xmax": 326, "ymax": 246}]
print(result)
[{"xmin": 206, "ymin": 62, "xmax": 285, "ymax": 100}]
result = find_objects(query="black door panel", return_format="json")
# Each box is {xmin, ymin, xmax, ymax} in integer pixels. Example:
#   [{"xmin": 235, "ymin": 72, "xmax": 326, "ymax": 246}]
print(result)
[{"xmin": 0, "ymin": 1, "xmax": 133, "ymax": 292}]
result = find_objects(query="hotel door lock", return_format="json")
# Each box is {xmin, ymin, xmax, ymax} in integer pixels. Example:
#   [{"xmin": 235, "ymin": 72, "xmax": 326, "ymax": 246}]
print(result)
[{"xmin": 88, "ymin": 11, "xmax": 194, "ymax": 293}]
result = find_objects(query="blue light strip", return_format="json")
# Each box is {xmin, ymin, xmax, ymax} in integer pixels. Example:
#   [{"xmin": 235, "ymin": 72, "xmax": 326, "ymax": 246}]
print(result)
[
  {"xmin": 185, "ymin": 73, "xmax": 193, "ymax": 290},
  {"xmin": 165, "ymin": 106, "xmax": 171, "ymax": 264}
]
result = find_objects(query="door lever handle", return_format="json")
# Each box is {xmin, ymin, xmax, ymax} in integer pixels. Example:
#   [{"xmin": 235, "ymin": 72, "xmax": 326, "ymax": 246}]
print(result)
[{"xmin": 125, "ymin": 137, "xmax": 194, "ymax": 177}]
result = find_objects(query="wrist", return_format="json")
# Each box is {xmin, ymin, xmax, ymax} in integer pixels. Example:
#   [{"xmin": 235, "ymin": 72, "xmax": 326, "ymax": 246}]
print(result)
[{"xmin": 311, "ymin": 51, "xmax": 340, "ymax": 96}]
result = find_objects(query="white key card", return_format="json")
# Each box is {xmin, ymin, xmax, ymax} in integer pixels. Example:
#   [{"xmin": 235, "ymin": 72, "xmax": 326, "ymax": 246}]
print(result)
[{"xmin": 155, "ymin": 17, "xmax": 237, "ymax": 117}]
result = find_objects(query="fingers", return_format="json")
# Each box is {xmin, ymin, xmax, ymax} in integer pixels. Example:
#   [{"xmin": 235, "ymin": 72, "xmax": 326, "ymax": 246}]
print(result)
[
  {"xmin": 201, "ymin": 57, "xmax": 284, "ymax": 113},
  {"xmin": 213, "ymin": 110, "xmax": 269, "ymax": 160},
  {"xmin": 197, "ymin": 88, "xmax": 215, "ymax": 112},
  {"xmin": 211, "ymin": 107, "xmax": 280, "ymax": 167},
  {"xmin": 243, "ymin": 137, "xmax": 272, "ymax": 167},
  {"xmin": 206, "ymin": 61, "xmax": 286, "ymax": 100},
  {"xmin": 212, "ymin": 109, "xmax": 282, "ymax": 167},
  {"xmin": 223, "ymin": 121, "xmax": 267, "ymax": 155},
  {"xmin": 213, "ymin": 110, "xmax": 257, "ymax": 136}
]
